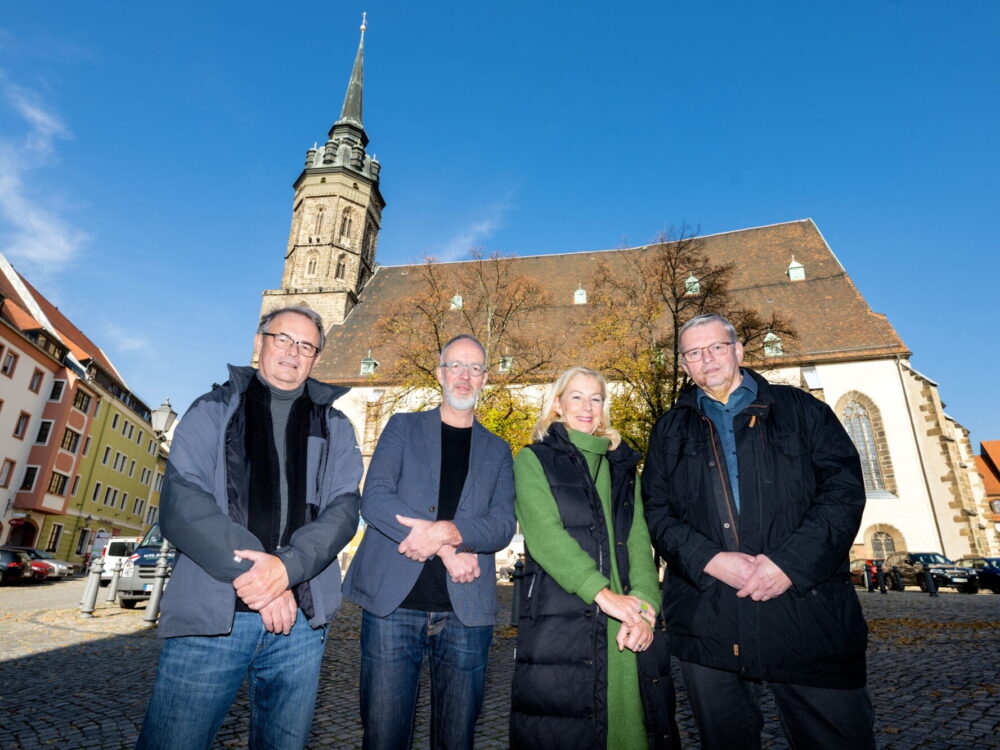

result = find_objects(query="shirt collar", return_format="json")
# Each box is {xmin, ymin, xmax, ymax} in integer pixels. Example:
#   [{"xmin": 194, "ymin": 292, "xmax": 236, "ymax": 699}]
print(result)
[{"xmin": 696, "ymin": 369, "xmax": 758, "ymax": 411}]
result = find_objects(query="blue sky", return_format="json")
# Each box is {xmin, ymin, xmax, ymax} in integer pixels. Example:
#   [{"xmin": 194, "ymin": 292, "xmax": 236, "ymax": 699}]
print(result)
[{"xmin": 0, "ymin": 2, "xmax": 997, "ymax": 446}]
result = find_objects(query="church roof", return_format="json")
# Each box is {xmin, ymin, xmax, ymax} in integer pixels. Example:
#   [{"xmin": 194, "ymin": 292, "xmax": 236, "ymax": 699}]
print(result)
[{"xmin": 311, "ymin": 218, "xmax": 909, "ymax": 385}]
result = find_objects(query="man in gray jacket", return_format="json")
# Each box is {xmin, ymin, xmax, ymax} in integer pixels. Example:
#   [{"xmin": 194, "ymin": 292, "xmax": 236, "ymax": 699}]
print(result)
[
  {"xmin": 136, "ymin": 306, "xmax": 362, "ymax": 750},
  {"xmin": 343, "ymin": 334, "xmax": 516, "ymax": 750}
]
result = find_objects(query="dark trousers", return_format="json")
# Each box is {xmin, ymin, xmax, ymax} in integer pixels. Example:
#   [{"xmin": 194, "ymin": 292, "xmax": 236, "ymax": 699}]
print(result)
[{"xmin": 679, "ymin": 660, "xmax": 876, "ymax": 750}]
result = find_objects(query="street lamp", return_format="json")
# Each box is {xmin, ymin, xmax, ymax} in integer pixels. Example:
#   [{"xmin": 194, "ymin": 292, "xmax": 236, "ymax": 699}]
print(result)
[{"xmin": 151, "ymin": 399, "xmax": 178, "ymax": 439}]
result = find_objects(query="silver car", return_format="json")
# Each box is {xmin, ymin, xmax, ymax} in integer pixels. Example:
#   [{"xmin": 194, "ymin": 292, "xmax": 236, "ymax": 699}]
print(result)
[{"xmin": 5, "ymin": 547, "xmax": 78, "ymax": 577}]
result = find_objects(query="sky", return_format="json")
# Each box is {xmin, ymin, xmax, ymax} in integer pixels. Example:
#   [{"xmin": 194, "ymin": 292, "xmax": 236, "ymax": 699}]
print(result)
[{"xmin": 0, "ymin": 1, "xmax": 997, "ymax": 446}]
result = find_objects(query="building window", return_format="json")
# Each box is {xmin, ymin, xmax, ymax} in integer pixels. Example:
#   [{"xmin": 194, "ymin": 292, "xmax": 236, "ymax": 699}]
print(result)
[
  {"xmin": 120, "ymin": 492, "xmax": 128, "ymax": 511},
  {"xmin": 842, "ymin": 400, "xmax": 886, "ymax": 492},
  {"xmin": 104, "ymin": 486, "xmax": 118, "ymax": 506},
  {"xmin": 129, "ymin": 460, "xmax": 136, "ymax": 478},
  {"xmin": 13, "ymin": 412, "xmax": 30, "ymax": 439},
  {"xmin": 684, "ymin": 274, "xmax": 701, "ymax": 295},
  {"xmin": 82, "ymin": 437, "xmax": 91, "ymax": 456},
  {"xmin": 71, "ymin": 388, "xmax": 90, "ymax": 411},
  {"xmin": 35, "ymin": 420, "xmax": 53, "ymax": 445},
  {"xmin": 763, "ymin": 332, "xmax": 784, "ymax": 357},
  {"xmin": 112, "ymin": 413, "xmax": 120, "ymax": 430},
  {"xmin": 314, "ymin": 207, "xmax": 325, "ymax": 235},
  {"xmin": 154, "ymin": 472, "xmax": 164, "ymax": 492},
  {"xmin": 93, "ymin": 400, "xmax": 101, "ymax": 418},
  {"xmin": 498, "ymin": 356, "xmax": 514, "ymax": 373},
  {"xmin": 335, "ymin": 254, "xmax": 346, "ymax": 279},
  {"xmin": 75, "ymin": 527, "xmax": 92, "ymax": 555},
  {"xmin": 1, "ymin": 350, "xmax": 18, "ymax": 377},
  {"xmin": 29, "ymin": 368, "xmax": 44, "ymax": 393},
  {"xmin": 147, "ymin": 506, "xmax": 159, "ymax": 525},
  {"xmin": 19, "ymin": 466, "xmax": 39, "ymax": 491},
  {"xmin": 128, "ymin": 424, "xmax": 135, "ymax": 440},
  {"xmin": 0, "ymin": 458, "xmax": 15, "ymax": 488},
  {"xmin": 339, "ymin": 210, "xmax": 352, "ymax": 244},
  {"xmin": 787, "ymin": 257, "xmax": 806, "ymax": 281},
  {"xmin": 871, "ymin": 531, "xmax": 896, "ymax": 558},
  {"xmin": 47, "ymin": 471, "xmax": 69, "ymax": 496},
  {"xmin": 574, "ymin": 286, "xmax": 587, "ymax": 304},
  {"xmin": 359, "ymin": 353, "xmax": 379, "ymax": 376},
  {"xmin": 61, "ymin": 428, "xmax": 81, "ymax": 454},
  {"xmin": 133, "ymin": 497, "xmax": 145, "ymax": 516},
  {"xmin": 114, "ymin": 452, "xmax": 123, "ymax": 471},
  {"xmin": 102, "ymin": 446, "xmax": 111, "ymax": 465},
  {"xmin": 71, "ymin": 475, "xmax": 80, "ymax": 496},
  {"xmin": 136, "ymin": 430, "xmax": 143, "ymax": 446},
  {"xmin": 91, "ymin": 482, "xmax": 103, "ymax": 502},
  {"xmin": 306, "ymin": 253, "xmax": 319, "ymax": 276},
  {"xmin": 45, "ymin": 523, "xmax": 63, "ymax": 553},
  {"xmin": 148, "ymin": 439, "xmax": 155, "ymax": 455},
  {"xmin": 450, "ymin": 295, "xmax": 463, "ymax": 310}
]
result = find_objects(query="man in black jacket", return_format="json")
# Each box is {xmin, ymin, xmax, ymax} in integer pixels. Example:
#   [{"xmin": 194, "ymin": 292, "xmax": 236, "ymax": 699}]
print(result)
[{"xmin": 643, "ymin": 313, "xmax": 875, "ymax": 750}]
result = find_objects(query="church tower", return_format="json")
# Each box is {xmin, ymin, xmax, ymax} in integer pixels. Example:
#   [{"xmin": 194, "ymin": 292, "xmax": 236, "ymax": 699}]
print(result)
[{"xmin": 260, "ymin": 15, "xmax": 384, "ymax": 331}]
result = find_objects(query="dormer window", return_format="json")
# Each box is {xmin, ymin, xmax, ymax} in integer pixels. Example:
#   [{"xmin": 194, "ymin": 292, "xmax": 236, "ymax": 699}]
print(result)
[
  {"xmin": 685, "ymin": 274, "xmax": 701, "ymax": 295},
  {"xmin": 450, "ymin": 295, "xmax": 463, "ymax": 310},
  {"xmin": 498, "ymin": 356, "xmax": 514, "ymax": 373},
  {"xmin": 574, "ymin": 286, "xmax": 587, "ymax": 304},
  {"xmin": 360, "ymin": 351, "xmax": 379, "ymax": 376},
  {"xmin": 763, "ymin": 332, "xmax": 784, "ymax": 357},
  {"xmin": 787, "ymin": 258, "xmax": 805, "ymax": 281}
]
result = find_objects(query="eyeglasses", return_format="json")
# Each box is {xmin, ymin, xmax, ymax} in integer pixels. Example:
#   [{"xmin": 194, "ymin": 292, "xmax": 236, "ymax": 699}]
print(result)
[
  {"xmin": 439, "ymin": 361, "xmax": 486, "ymax": 377},
  {"xmin": 262, "ymin": 332, "xmax": 321, "ymax": 358},
  {"xmin": 680, "ymin": 341, "xmax": 736, "ymax": 364}
]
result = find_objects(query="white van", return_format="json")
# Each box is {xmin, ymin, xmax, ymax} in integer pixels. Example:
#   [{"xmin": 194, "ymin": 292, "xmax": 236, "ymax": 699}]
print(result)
[{"xmin": 98, "ymin": 537, "xmax": 140, "ymax": 585}]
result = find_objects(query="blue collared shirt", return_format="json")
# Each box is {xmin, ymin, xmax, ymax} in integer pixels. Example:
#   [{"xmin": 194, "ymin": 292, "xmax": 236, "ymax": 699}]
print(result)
[{"xmin": 696, "ymin": 370, "xmax": 758, "ymax": 513}]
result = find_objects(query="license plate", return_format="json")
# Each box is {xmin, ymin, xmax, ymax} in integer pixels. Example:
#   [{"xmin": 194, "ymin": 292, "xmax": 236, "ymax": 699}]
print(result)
[
  {"xmin": 144, "ymin": 584, "xmax": 153, "ymax": 592},
  {"xmin": 951, "ymin": 577, "xmax": 967, "ymax": 583}
]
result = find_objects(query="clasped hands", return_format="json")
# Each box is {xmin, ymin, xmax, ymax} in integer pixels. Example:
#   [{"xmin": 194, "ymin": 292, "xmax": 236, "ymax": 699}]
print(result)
[
  {"xmin": 232, "ymin": 548, "xmax": 295, "ymax": 635},
  {"xmin": 396, "ymin": 515, "xmax": 480, "ymax": 584},
  {"xmin": 594, "ymin": 588, "xmax": 657, "ymax": 654},
  {"xmin": 704, "ymin": 551, "xmax": 793, "ymax": 601}
]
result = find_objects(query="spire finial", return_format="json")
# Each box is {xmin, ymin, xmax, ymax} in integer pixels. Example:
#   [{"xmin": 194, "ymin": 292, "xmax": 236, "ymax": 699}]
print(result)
[{"xmin": 361, "ymin": 11, "xmax": 367, "ymax": 32}]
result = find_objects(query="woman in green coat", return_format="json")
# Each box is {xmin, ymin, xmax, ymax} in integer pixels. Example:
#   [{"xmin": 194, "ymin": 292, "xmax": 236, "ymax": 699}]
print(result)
[{"xmin": 509, "ymin": 367, "xmax": 676, "ymax": 750}]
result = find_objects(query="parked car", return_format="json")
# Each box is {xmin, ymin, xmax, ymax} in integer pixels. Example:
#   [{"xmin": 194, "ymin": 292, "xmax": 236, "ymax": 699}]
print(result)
[
  {"xmin": 3, "ymin": 546, "xmax": 77, "ymax": 577},
  {"xmin": 955, "ymin": 557, "xmax": 1000, "ymax": 594},
  {"xmin": 27, "ymin": 559, "xmax": 55, "ymax": 581},
  {"xmin": 849, "ymin": 558, "xmax": 884, "ymax": 589},
  {"xmin": 882, "ymin": 551, "xmax": 979, "ymax": 593},
  {"xmin": 99, "ymin": 537, "xmax": 140, "ymax": 585},
  {"xmin": 116, "ymin": 523, "xmax": 175, "ymax": 609},
  {"xmin": 0, "ymin": 548, "xmax": 29, "ymax": 584}
]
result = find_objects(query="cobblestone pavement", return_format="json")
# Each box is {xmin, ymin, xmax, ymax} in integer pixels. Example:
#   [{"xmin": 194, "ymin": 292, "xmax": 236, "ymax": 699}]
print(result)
[{"xmin": 0, "ymin": 578, "xmax": 997, "ymax": 749}]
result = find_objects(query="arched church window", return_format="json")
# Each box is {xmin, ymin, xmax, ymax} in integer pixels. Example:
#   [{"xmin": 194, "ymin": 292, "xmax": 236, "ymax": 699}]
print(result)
[
  {"xmin": 314, "ymin": 208, "xmax": 324, "ymax": 235},
  {"xmin": 335, "ymin": 254, "xmax": 346, "ymax": 280},
  {"xmin": 339, "ymin": 211, "xmax": 353, "ymax": 245},
  {"xmin": 306, "ymin": 254, "xmax": 318, "ymax": 276},
  {"xmin": 871, "ymin": 531, "xmax": 896, "ymax": 558},
  {"xmin": 842, "ymin": 400, "xmax": 886, "ymax": 492}
]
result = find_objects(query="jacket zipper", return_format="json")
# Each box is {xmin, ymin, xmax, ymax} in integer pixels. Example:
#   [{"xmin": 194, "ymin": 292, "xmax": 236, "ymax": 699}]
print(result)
[{"xmin": 702, "ymin": 416, "xmax": 740, "ymax": 548}]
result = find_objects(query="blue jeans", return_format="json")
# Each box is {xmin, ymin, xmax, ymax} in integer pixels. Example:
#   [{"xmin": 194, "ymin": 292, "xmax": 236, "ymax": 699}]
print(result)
[
  {"xmin": 136, "ymin": 610, "xmax": 327, "ymax": 750},
  {"xmin": 360, "ymin": 608, "xmax": 493, "ymax": 750}
]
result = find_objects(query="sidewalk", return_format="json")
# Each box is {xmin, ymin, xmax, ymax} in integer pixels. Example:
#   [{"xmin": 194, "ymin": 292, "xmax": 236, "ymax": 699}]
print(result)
[{"xmin": 0, "ymin": 580, "xmax": 997, "ymax": 748}]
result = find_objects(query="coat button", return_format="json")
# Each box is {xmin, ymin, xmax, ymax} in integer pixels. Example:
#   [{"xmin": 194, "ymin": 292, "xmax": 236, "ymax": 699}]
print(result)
[
  {"xmin": 723, "ymin": 523, "xmax": 730, "ymax": 529},
  {"xmin": 708, "ymin": 460, "xmax": 716, "ymax": 467},
  {"xmin": 429, "ymin": 505, "xmax": 436, "ymax": 512}
]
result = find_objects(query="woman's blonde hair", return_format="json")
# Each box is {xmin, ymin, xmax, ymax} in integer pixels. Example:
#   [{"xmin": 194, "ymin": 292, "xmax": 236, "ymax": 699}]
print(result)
[{"xmin": 532, "ymin": 366, "xmax": 621, "ymax": 448}]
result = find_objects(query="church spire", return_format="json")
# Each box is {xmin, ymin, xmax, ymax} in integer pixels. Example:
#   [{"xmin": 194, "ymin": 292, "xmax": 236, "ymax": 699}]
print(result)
[{"xmin": 331, "ymin": 14, "xmax": 366, "ymax": 140}]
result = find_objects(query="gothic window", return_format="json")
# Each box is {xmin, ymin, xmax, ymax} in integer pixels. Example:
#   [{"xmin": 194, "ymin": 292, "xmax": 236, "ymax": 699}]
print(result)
[
  {"xmin": 842, "ymin": 399, "xmax": 886, "ymax": 492},
  {"xmin": 339, "ymin": 211, "xmax": 353, "ymax": 245},
  {"xmin": 306, "ymin": 253, "xmax": 318, "ymax": 276},
  {"xmin": 314, "ymin": 207, "xmax": 324, "ymax": 236},
  {"xmin": 871, "ymin": 531, "xmax": 896, "ymax": 558},
  {"xmin": 335, "ymin": 254, "xmax": 346, "ymax": 280}
]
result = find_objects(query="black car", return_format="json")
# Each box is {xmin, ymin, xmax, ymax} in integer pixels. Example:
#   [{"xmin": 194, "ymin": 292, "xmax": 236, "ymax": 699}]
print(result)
[
  {"xmin": 0, "ymin": 548, "xmax": 29, "ymax": 584},
  {"xmin": 955, "ymin": 557, "xmax": 1000, "ymax": 594},
  {"xmin": 882, "ymin": 551, "xmax": 979, "ymax": 594}
]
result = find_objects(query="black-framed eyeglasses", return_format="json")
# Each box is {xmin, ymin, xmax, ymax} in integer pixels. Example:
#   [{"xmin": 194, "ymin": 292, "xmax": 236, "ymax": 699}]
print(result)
[
  {"xmin": 680, "ymin": 341, "xmax": 735, "ymax": 364},
  {"xmin": 262, "ymin": 332, "xmax": 321, "ymax": 358},
  {"xmin": 439, "ymin": 361, "xmax": 486, "ymax": 377}
]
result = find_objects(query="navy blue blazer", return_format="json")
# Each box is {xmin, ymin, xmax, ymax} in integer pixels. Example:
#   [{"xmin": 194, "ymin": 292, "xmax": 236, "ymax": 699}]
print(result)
[{"xmin": 343, "ymin": 407, "xmax": 516, "ymax": 626}]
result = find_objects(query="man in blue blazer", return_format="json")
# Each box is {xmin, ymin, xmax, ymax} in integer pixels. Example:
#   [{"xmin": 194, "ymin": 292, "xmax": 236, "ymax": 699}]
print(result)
[{"xmin": 343, "ymin": 334, "xmax": 516, "ymax": 750}]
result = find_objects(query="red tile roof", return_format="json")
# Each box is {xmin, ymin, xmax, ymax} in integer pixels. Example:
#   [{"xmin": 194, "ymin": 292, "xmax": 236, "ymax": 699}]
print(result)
[{"xmin": 311, "ymin": 219, "xmax": 909, "ymax": 384}]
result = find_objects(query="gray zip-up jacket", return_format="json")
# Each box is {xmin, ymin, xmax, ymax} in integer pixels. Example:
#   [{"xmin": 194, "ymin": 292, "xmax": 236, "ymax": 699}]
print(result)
[{"xmin": 157, "ymin": 365, "xmax": 362, "ymax": 638}]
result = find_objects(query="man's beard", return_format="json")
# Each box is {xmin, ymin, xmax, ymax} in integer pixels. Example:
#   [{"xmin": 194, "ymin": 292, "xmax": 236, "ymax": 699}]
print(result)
[{"xmin": 443, "ymin": 382, "xmax": 480, "ymax": 411}]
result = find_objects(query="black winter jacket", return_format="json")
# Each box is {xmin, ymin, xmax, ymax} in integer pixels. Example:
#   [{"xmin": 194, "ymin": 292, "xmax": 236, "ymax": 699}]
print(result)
[
  {"xmin": 642, "ymin": 368, "xmax": 869, "ymax": 689},
  {"xmin": 510, "ymin": 424, "xmax": 677, "ymax": 749}
]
